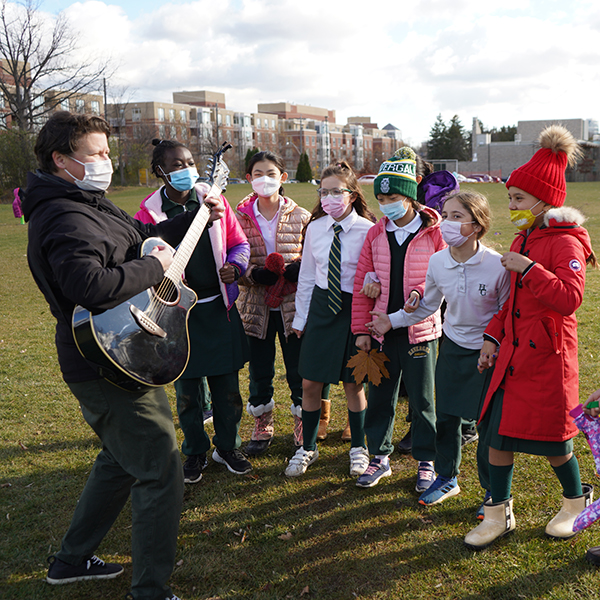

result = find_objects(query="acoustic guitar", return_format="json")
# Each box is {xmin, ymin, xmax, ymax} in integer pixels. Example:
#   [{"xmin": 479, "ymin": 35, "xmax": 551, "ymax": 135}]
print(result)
[{"xmin": 72, "ymin": 142, "xmax": 232, "ymax": 391}]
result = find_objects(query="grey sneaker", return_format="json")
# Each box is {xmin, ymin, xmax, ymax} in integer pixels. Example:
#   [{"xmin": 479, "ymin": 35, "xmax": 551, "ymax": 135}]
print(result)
[{"xmin": 356, "ymin": 457, "xmax": 392, "ymax": 488}]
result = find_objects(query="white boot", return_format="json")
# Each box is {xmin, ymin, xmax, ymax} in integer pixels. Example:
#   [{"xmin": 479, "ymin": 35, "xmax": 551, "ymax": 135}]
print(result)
[
  {"xmin": 464, "ymin": 496, "xmax": 515, "ymax": 550},
  {"xmin": 545, "ymin": 484, "xmax": 593, "ymax": 539}
]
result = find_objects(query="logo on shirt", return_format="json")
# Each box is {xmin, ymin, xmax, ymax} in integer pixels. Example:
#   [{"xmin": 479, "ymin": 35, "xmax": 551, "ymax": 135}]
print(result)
[
  {"xmin": 479, "ymin": 284, "xmax": 487, "ymax": 296},
  {"xmin": 569, "ymin": 259, "xmax": 582, "ymax": 272},
  {"xmin": 408, "ymin": 345, "xmax": 430, "ymax": 359},
  {"xmin": 380, "ymin": 178, "xmax": 390, "ymax": 194}
]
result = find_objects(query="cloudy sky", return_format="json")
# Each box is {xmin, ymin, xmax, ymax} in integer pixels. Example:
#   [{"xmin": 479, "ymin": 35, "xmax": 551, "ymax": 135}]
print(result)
[{"xmin": 29, "ymin": 0, "xmax": 600, "ymax": 145}]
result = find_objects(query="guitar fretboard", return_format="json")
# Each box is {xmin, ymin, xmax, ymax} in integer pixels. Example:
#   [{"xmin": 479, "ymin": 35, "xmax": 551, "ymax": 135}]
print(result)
[{"xmin": 163, "ymin": 193, "xmax": 214, "ymax": 284}]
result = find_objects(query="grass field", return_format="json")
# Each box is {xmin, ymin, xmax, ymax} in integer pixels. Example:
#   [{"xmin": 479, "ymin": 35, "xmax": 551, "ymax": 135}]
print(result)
[{"xmin": 2, "ymin": 181, "xmax": 600, "ymax": 599}]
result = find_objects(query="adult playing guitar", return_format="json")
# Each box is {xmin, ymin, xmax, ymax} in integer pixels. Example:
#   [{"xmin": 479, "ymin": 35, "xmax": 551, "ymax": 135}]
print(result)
[
  {"xmin": 72, "ymin": 141, "xmax": 233, "ymax": 391},
  {"xmin": 22, "ymin": 111, "xmax": 225, "ymax": 599}
]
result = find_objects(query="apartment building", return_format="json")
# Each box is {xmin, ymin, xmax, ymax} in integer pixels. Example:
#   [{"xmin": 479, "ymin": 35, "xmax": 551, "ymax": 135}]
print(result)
[{"xmin": 104, "ymin": 91, "xmax": 403, "ymax": 178}]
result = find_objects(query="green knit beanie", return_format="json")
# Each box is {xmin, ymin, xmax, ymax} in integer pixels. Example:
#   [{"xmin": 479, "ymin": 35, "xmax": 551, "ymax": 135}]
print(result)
[{"xmin": 374, "ymin": 146, "xmax": 418, "ymax": 200}]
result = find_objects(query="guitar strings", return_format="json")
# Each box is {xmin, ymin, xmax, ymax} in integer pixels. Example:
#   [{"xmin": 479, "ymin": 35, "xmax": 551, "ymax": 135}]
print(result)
[{"xmin": 143, "ymin": 203, "xmax": 212, "ymax": 325}]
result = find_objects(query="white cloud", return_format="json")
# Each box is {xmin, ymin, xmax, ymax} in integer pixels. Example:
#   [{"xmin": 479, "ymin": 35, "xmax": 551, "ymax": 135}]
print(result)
[{"xmin": 28, "ymin": 0, "xmax": 600, "ymax": 144}]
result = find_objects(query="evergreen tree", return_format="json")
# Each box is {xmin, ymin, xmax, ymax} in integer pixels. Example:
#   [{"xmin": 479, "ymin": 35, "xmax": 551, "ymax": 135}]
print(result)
[
  {"xmin": 427, "ymin": 114, "xmax": 470, "ymax": 161},
  {"xmin": 244, "ymin": 148, "xmax": 260, "ymax": 171},
  {"xmin": 296, "ymin": 152, "xmax": 312, "ymax": 182},
  {"xmin": 447, "ymin": 115, "xmax": 471, "ymax": 161},
  {"xmin": 491, "ymin": 125, "xmax": 517, "ymax": 142},
  {"xmin": 426, "ymin": 114, "xmax": 449, "ymax": 159}
]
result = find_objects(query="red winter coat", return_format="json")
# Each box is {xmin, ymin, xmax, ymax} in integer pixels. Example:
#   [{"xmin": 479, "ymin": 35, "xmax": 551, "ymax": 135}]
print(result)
[
  {"xmin": 480, "ymin": 206, "xmax": 593, "ymax": 442},
  {"xmin": 352, "ymin": 207, "xmax": 446, "ymax": 345}
]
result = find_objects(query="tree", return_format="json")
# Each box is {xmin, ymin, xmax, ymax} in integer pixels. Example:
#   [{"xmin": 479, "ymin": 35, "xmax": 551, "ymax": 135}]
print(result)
[
  {"xmin": 491, "ymin": 125, "xmax": 517, "ymax": 142},
  {"xmin": 447, "ymin": 115, "xmax": 471, "ymax": 161},
  {"xmin": 244, "ymin": 147, "xmax": 259, "ymax": 172},
  {"xmin": 0, "ymin": 0, "xmax": 109, "ymax": 132},
  {"xmin": 296, "ymin": 152, "xmax": 312, "ymax": 182},
  {"xmin": 426, "ymin": 114, "xmax": 470, "ymax": 161},
  {"xmin": 0, "ymin": 128, "xmax": 36, "ymax": 193},
  {"xmin": 426, "ymin": 114, "xmax": 450, "ymax": 160}
]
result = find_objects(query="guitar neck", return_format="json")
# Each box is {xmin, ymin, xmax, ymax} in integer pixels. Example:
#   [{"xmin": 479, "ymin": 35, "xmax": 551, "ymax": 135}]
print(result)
[{"xmin": 164, "ymin": 186, "xmax": 219, "ymax": 281}]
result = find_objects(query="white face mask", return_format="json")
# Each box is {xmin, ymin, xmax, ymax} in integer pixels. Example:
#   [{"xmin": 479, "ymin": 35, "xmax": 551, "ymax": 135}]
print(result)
[
  {"xmin": 251, "ymin": 175, "xmax": 280, "ymax": 198},
  {"xmin": 440, "ymin": 219, "xmax": 475, "ymax": 247},
  {"xmin": 65, "ymin": 157, "xmax": 113, "ymax": 192}
]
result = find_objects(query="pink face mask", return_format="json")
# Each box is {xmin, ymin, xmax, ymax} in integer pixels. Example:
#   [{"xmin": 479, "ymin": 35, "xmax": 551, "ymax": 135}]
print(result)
[{"xmin": 321, "ymin": 194, "xmax": 348, "ymax": 219}]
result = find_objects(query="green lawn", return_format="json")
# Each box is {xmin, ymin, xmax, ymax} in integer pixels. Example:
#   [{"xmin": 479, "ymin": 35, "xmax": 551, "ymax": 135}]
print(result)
[{"xmin": 2, "ymin": 181, "xmax": 600, "ymax": 599}]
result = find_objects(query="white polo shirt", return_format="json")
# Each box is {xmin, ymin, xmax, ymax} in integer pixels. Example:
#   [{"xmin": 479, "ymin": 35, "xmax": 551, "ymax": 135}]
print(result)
[{"xmin": 388, "ymin": 243, "xmax": 511, "ymax": 349}]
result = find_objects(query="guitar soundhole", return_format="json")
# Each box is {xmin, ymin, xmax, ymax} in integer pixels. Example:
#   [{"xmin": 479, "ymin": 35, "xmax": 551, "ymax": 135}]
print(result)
[{"xmin": 154, "ymin": 278, "xmax": 180, "ymax": 306}]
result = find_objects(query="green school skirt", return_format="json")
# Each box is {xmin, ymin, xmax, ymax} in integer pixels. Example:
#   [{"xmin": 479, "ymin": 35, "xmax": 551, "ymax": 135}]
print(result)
[
  {"xmin": 435, "ymin": 336, "xmax": 491, "ymax": 420},
  {"xmin": 182, "ymin": 297, "xmax": 249, "ymax": 379},
  {"xmin": 479, "ymin": 388, "xmax": 573, "ymax": 456},
  {"xmin": 298, "ymin": 286, "xmax": 358, "ymax": 384}
]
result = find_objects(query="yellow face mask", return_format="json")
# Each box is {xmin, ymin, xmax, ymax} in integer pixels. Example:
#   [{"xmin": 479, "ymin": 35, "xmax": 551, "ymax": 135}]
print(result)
[{"xmin": 509, "ymin": 200, "xmax": 543, "ymax": 230}]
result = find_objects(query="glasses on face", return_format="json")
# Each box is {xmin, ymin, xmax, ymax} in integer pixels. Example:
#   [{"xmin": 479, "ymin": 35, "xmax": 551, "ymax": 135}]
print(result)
[{"xmin": 317, "ymin": 188, "xmax": 352, "ymax": 199}]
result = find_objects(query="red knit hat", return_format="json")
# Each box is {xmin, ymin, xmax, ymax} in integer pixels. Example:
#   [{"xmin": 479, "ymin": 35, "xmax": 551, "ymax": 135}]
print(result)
[{"xmin": 506, "ymin": 125, "xmax": 582, "ymax": 207}]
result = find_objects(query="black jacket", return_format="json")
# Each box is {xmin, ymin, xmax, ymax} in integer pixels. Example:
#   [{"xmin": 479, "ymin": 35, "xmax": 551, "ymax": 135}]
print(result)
[{"xmin": 22, "ymin": 171, "xmax": 196, "ymax": 382}]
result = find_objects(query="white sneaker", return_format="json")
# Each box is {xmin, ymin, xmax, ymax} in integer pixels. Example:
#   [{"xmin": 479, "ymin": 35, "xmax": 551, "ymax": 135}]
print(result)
[
  {"xmin": 349, "ymin": 446, "xmax": 370, "ymax": 477},
  {"xmin": 285, "ymin": 447, "xmax": 318, "ymax": 477}
]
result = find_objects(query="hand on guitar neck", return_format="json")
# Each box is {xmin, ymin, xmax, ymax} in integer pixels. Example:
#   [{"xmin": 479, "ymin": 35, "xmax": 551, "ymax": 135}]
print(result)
[{"xmin": 204, "ymin": 190, "xmax": 225, "ymax": 222}]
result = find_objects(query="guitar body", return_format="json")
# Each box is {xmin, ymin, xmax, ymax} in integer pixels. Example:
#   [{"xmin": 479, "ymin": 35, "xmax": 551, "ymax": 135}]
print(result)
[{"xmin": 73, "ymin": 237, "xmax": 198, "ymax": 391}]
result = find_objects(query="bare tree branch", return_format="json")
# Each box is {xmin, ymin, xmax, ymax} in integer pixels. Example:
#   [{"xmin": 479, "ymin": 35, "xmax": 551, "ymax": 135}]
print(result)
[{"xmin": 0, "ymin": 0, "xmax": 111, "ymax": 131}]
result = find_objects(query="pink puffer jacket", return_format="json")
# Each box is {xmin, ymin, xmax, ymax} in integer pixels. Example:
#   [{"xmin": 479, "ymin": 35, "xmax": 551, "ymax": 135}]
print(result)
[{"xmin": 352, "ymin": 207, "xmax": 446, "ymax": 344}]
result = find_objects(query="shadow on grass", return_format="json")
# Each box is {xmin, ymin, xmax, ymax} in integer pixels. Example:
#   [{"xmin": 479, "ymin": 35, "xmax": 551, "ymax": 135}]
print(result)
[
  {"xmin": 173, "ymin": 446, "xmax": 594, "ymax": 599},
  {"xmin": 0, "ymin": 435, "xmax": 101, "ymax": 461}
]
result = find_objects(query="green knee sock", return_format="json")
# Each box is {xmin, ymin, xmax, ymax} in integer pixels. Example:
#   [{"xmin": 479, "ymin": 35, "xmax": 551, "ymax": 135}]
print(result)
[
  {"xmin": 348, "ymin": 408, "xmax": 366, "ymax": 449},
  {"xmin": 552, "ymin": 455, "xmax": 583, "ymax": 497},
  {"xmin": 490, "ymin": 463, "xmax": 514, "ymax": 503},
  {"xmin": 302, "ymin": 408, "xmax": 321, "ymax": 452}
]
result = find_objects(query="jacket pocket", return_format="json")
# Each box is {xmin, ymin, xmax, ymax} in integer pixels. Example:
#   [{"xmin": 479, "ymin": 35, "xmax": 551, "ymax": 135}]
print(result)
[{"xmin": 540, "ymin": 315, "xmax": 562, "ymax": 354}]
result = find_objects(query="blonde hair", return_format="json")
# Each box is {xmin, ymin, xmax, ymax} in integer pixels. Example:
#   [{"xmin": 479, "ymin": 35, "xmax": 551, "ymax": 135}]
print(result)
[{"xmin": 443, "ymin": 190, "xmax": 491, "ymax": 240}]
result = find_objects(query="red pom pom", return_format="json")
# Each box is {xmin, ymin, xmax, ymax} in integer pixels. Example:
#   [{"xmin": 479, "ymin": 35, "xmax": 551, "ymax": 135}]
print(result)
[{"xmin": 265, "ymin": 252, "xmax": 285, "ymax": 275}]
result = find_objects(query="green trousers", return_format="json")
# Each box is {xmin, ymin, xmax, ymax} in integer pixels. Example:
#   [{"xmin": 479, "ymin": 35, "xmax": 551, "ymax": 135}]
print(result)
[
  {"xmin": 247, "ymin": 312, "xmax": 303, "ymax": 409},
  {"xmin": 175, "ymin": 371, "xmax": 243, "ymax": 455},
  {"xmin": 435, "ymin": 412, "xmax": 490, "ymax": 490},
  {"xmin": 61, "ymin": 379, "xmax": 183, "ymax": 600},
  {"xmin": 365, "ymin": 332, "xmax": 437, "ymax": 458}
]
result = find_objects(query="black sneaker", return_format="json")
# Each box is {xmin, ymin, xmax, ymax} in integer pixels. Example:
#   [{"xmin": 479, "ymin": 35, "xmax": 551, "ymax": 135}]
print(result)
[
  {"xmin": 587, "ymin": 546, "xmax": 600, "ymax": 566},
  {"xmin": 183, "ymin": 454, "xmax": 208, "ymax": 483},
  {"xmin": 212, "ymin": 448, "xmax": 252, "ymax": 475},
  {"xmin": 46, "ymin": 555, "xmax": 123, "ymax": 585},
  {"xmin": 461, "ymin": 427, "xmax": 479, "ymax": 447},
  {"xmin": 397, "ymin": 430, "xmax": 412, "ymax": 454},
  {"xmin": 245, "ymin": 438, "xmax": 272, "ymax": 456}
]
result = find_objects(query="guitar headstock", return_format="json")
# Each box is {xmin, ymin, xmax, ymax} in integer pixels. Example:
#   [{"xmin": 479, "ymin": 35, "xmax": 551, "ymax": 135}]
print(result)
[{"xmin": 205, "ymin": 142, "xmax": 232, "ymax": 193}]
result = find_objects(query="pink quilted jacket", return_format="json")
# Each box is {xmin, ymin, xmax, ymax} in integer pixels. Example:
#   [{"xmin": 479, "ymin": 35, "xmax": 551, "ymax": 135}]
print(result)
[{"xmin": 352, "ymin": 207, "xmax": 446, "ymax": 344}]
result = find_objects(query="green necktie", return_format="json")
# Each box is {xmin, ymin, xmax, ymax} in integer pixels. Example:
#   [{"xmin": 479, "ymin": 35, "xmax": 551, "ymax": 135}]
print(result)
[{"xmin": 328, "ymin": 223, "xmax": 343, "ymax": 314}]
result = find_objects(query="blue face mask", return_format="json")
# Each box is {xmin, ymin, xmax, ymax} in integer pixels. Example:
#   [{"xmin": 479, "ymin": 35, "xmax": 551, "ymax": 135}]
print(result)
[
  {"xmin": 379, "ymin": 199, "xmax": 407, "ymax": 221},
  {"xmin": 166, "ymin": 166, "xmax": 199, "ymax": 192}
]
